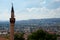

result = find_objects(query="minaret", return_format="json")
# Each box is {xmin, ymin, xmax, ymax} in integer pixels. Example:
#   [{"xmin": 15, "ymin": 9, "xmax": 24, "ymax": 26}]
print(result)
[{"xmin": 10, "ymin": 3, "xmax": 15, "ymax": 40}]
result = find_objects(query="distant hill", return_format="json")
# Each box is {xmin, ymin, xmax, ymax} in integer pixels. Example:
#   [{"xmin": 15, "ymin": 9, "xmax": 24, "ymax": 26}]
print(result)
[
  {"xmin": 0, "ymin": 18, "xmax": 60, "ymax": 27},
  {"xmin": 15, "ymin": 18, "xmax": 60, "ymax": 26}
]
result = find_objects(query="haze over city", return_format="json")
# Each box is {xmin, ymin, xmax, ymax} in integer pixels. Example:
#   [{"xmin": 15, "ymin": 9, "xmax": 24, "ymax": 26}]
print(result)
[
  {"xmin": 0, "ymin": 0, "xmax": 60, "ymax": 21},
  {"xmin": 0, "ymin": 0, "xmax": 60, "ymax": 40}
]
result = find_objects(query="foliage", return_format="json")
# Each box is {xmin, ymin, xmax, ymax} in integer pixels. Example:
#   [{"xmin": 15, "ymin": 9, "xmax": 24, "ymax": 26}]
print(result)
[
  {"xmin": 27, "ymin": 30, "xmax": 57, "ymax": 40},
  {"xmin": 14, "ymin": 33, "xmax": 24, "ymax": 40}
]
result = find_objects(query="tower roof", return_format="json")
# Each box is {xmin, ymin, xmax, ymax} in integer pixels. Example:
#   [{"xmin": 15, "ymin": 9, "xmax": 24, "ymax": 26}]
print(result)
[
  {"xmin": 11, "ymin": 3, "xmax": 15, "ymax": 18},
  {"xmin": 11, "ymin": 3, "xmax": 14, "ymax": 12}
]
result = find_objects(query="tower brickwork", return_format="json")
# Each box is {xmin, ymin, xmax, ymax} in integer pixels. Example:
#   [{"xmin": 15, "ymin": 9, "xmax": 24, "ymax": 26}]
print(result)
[{"xmin": 10, "ymin": 4, "xmax": 15, "ymax": 40}]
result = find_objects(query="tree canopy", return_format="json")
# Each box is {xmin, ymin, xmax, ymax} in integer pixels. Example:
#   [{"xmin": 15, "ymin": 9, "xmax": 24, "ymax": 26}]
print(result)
[
  {"xmin": 14, "ymin": 33, "xmax": 24, "ymax": 40},
  {"xmin": 27, "ymin": 30, "xmax": 57, "ymax": 40}
]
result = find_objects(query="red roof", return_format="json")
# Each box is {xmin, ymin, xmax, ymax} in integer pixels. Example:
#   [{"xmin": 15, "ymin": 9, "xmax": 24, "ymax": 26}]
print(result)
[{"xmin": 0, "ymin": 36, "xmax": 7, "ymax": 40}]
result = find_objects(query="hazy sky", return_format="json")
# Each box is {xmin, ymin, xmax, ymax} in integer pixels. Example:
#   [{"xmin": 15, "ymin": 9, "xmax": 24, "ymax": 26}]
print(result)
[{"xmin": 0, "ymin": 0, "xmax": 60, "ymax": 21}]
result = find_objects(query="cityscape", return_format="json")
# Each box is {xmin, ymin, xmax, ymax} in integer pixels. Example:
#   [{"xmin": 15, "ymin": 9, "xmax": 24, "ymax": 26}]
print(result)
[{"xmin": 0, "ymin": 0, "xmax": 60, "ymax": 40}]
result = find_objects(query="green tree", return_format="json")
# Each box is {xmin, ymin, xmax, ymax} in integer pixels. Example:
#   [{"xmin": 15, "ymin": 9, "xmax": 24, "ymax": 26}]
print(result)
[
  {"xmin": 27, "ymin": 30, "xmax": 57, "ymax": 40},
  {"xmin": 14, "ymin": 33, "xmax": 24, "ymax": 40}
]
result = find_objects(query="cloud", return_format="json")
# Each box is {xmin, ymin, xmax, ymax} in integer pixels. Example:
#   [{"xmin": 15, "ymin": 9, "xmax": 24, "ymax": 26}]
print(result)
[
  {"xmin": 45, "ymin": 0, "xmax": 60, "ymax": 9},
  {"xmin": 53, "ymin": 0, "xmax": 60, "ymax": 2},
  {"xmin": 15, "ymin": 7, "xmax": 60, "ymax": 20},
  {"xmin": 0, "ymin": 10, "xmax": 10, "ymax": 21},
  {"xmin": 0, "ymin": 0, "xmax": 60, "ymax": 21}
]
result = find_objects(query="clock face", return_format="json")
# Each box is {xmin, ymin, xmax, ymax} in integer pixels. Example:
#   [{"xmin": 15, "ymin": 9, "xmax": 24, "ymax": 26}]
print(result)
[{"xmin": 10, "ymin": 18, "xmax": 15, "ymax": 23}]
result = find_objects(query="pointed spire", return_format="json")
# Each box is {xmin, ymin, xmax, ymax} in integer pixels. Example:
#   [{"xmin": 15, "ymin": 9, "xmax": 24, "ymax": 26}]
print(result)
[
  {"xmin": 11, "ymin": 3, "xmax": 14, "ymax": 12},
  {"xmin": 11, "ymin": 3, "xmax": 14, "ymax": 18}
]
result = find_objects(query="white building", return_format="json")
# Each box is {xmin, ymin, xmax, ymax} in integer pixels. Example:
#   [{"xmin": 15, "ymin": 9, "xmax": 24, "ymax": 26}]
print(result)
[{"xmin": 0, "ymin": 30, "xmax": 8, "ymax": 35}]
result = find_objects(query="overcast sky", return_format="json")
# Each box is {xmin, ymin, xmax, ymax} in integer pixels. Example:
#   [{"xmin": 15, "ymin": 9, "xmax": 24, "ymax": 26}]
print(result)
[{"xmin": 0, "ymin": 0, "xmax": 60, "ymax": 21}]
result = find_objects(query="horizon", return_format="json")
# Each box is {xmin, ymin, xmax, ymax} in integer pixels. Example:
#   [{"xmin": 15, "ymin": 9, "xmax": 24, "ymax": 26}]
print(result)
[
  {"xmin": 0, "ymin": 0, "xmax": 60, "ymax": 21},
  {"xmin": 0, "ymin": 18, "xmax": 60, "ymax": 22}
]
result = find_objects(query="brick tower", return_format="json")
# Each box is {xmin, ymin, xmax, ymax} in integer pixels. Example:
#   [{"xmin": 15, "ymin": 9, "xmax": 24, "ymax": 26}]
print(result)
[{"xmin": 10, "ymin": 4, "xmax": 15, "ymax": 40}]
